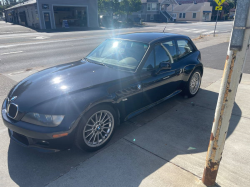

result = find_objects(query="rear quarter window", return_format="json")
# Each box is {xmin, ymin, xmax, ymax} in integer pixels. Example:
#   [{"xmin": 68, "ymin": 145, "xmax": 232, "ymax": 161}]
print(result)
[{"xmin": 177, "ymin": 40, "xmax": 194, "ymax": 59}]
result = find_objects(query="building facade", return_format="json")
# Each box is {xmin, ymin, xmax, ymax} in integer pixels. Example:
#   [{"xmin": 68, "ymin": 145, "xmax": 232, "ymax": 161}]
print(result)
[
  {"xmin": 4, "ymin": 0, "xmax": 98, "ymax": 29},
  {"xmin": 166, "ymin": 2, "xmax": 212, "ymax": 21},
  {"xmin": 131, "ymin": 0, "xmax": 177, "ymax": 22},
  {"xmin": 131, "ymin": 0, "xmax": 212, "ymax": 22}
]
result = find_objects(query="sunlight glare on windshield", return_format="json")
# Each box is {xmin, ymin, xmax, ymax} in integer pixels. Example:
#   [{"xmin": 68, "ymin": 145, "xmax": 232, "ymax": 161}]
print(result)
[
  {"xmin": 86, "ymin": 39, "xmax": 149, "ymax": 71},
  {"xmin": 112, "ymin": 41, "xmax": 119, "ymax": 48}
]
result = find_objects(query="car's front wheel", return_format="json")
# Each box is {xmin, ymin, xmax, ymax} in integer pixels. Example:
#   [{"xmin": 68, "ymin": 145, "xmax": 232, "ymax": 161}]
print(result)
[
  {"xmin": 182, "ymin": 69, "xmax": 202, "ymax": 98},
  {"xmin": 75, "ymin": 104, "xmax": 117, "ymax": 152}
]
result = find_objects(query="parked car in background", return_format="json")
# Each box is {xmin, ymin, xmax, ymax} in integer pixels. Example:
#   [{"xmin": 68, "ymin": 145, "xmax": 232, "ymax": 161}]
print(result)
[{"xmin": 2, "ymin": 33, "xmax": 203, "ymax": 153}]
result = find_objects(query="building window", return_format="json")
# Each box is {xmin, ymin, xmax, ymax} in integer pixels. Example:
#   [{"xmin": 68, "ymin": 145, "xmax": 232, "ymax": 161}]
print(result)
[
  {"xmin": 147, "ymin": 3, "xmax": 150, "ymax": 11},
  {"xmin": 151, "ymin": 3, "xmax": 157, "ymax": 10},
  {"xmin": 170, "ymin": 13, "xmax": 177, "ymax": 19},
  {"xmin": 150, "ymin": 14, "xmax": 154, "ymax": 20},
  {"xmin": 179, "ymin": 13, "xmax": 182, "ymax": 18},
  {"xmin": 193, "ymin": 13, "xmax": 196, "ymax": 18},
  {"xmin": 183, "ymin": 13, "xmax": 186, "ymax": 18},
  {"xmin": 147, "ymin": 3, "xmax": 157, "ymax": 11}
]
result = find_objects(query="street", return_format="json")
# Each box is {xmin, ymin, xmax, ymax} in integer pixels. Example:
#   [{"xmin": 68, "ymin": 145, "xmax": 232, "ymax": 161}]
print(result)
[
  {"xmin": 1, "ymin": 20, "xmax": 250, "ymax": 187},
  {"xmin": 0, "ymin": 21, "xmax": 234, "ymax": 73}
]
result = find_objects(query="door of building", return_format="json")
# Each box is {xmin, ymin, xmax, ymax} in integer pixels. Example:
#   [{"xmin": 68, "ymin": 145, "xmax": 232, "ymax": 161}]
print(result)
[
  {"xmin": 44, "ymin": 12, "xmax": 51, "ymax": 29},
  {"xmin": 203, "ymin": 13, "xmax": 209, "ymax": 21}
]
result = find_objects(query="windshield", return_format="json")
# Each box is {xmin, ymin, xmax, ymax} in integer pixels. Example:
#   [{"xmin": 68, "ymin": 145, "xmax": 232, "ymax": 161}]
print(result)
[{"xmin": 86, "ymin": 39, "xmax": 149, "ymax": 71}]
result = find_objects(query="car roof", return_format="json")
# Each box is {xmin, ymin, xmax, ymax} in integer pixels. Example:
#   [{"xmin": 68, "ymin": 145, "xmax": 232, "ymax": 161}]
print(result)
[{"xmin": 113, "ymin": 32, "xmax": 190, "ymax": 44}]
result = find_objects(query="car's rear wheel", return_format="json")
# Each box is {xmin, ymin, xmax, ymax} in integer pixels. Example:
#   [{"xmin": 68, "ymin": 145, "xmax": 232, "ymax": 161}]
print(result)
[
  {"xmin": 182, "ymin": 69, "xmax": 202, "ymax": 98},
  {"xmin": 75, "ymin": 104, "xmax": 117, "ymax": 152}
]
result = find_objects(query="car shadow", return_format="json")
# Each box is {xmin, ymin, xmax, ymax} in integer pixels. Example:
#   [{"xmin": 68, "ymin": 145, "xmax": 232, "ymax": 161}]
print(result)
[{"xmin": 7, "ymin": 88, "xmax": 241, "ymax": 187}]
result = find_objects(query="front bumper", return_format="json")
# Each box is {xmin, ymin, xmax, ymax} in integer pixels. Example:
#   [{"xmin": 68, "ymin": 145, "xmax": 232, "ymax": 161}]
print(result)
[
  {"xmin": 8, "ymin": 129, "xmax": 61, "ymax": 153},
  {"xmin": 2, "ymin": 108, "xmax": 76, "ymax": 152}
]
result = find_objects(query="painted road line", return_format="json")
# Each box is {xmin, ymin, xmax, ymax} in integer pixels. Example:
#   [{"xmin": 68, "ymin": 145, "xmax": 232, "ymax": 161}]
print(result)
[
  {"xmin": 8, "ymin": 70, "xmax": 28, "ymax": 75},
  {"xmin": 193, "ymin": 30, "xmax": 207, "ymax": 33},
  {"xmin": 0, "ymin": 31, "xmax": 158, "ymax": 49},
  {"xmin": 0, "ymin": 37, "xmax": 99, "ymax": 49},
  {"xmin": 4, "ymin": 69, "xmax": 39, "ymax": 82},
  {"xmin": 0, "ymin": 32, "xmax": 47, "ymax": 39},
  {"xmin": 34, "ymin": 36, "xmax": 49, "ymax": 39},
  {"xmin": 1, "ymin": 51, "xmax": 23, "ymax": 55}
]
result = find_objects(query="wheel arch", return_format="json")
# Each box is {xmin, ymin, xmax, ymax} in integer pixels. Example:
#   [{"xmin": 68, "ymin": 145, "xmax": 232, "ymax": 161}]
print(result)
[
  {"xmin": 77, "ymin": 101, "xmax": 121, "ymax": 127},
  {"xmin": 195, "ymin": 65, "xmax": 203, "ymax": 77},
  {"xmin": 97, "ymin": 102, "xmax": 121, "ymax": 126},
  {"xmin": 183, "ymin": 64, "xmax": 203, "ymax": 82}
]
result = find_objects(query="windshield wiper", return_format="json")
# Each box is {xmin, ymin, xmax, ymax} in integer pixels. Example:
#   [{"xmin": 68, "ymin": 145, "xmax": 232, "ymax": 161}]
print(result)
[
  {"xmin": 99, "ymin": 62, "xmax": 107, "ymax": 67},
  {"xmin": 84, "ymin": 57, "xmax": 90, "ymax": 62},
  {"xmin": 84, "ymin": 58, "xmax": 108, "ymax": 67}
]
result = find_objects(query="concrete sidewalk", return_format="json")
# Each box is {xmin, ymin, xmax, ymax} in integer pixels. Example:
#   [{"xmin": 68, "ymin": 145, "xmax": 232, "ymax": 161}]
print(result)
[
  {"xmin": 45, "ymin": 67, "xmax": 250, "ymax": 187},
  {"xmin": 0, "ymin": 21, "xmax": 36, "ymax": 35}
]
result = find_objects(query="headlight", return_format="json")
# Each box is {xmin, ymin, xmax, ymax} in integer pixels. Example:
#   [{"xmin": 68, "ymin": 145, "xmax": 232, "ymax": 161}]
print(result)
[{"xmin": 22, "ymin": 113, "xmax": 64, "ymax": 127}]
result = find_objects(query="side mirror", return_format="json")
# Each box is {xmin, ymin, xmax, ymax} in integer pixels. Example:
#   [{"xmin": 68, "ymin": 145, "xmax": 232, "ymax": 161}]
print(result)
[{"xmin": 156, "ymin": 61, "xmax": 171, "ymax": 74}]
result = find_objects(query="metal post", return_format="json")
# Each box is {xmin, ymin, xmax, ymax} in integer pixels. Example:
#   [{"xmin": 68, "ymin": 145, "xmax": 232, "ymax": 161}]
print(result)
[
  {"xmin": 214, "ymin": 10, "xmax": 219, "ymax": 37},
  {"xmin": 202, "ymin": 1, "xmax": 250, "ymax": 186}
]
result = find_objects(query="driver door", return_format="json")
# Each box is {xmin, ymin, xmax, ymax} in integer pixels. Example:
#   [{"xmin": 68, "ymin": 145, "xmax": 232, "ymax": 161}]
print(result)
[{"xmin": 140, "ymin": 43, "xmax": 181, "ymax": 107}]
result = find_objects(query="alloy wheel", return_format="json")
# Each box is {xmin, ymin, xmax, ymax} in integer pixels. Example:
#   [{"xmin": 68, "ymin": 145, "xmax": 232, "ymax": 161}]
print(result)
[
  {"xmin": 83, "ymin": 110, "xmax": 114, "ymax": 147},
  {"xmin": 189, "ymin": 72, "xmax": 201, "ymax": 95}
]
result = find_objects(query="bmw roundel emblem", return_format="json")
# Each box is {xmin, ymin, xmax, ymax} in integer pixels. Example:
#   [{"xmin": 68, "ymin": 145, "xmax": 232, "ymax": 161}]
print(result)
[{"xmin": 137, "ymin": 84, "xmax": 141, "ymax": 90}]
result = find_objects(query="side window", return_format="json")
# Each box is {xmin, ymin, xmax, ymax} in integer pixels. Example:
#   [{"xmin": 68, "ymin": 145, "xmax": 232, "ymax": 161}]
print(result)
[
  {"xmin": 155, "ymin": 45, "xmax": 170, "ymax": 69},
  {"xmin": 142, "ymin": 49, "xmax": 155, "ymax": 72},
  {"xmin": 162, "ymin": 40, "xmax": 178, "ymax": 61},
  {"xmin": 177, "ymin": 40, "xmax": 194, "ymax": 59}
]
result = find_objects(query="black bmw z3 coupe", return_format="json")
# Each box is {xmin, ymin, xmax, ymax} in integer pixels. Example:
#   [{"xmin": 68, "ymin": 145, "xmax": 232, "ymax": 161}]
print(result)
[{"xmin": 2, "ymin": 33, "xmax": 203, "ymax": 152}]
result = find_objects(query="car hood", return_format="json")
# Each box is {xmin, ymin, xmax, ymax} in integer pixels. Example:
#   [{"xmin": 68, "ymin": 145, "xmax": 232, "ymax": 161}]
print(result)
[{"xmin": 8, "ymin": 60, "xmax": 133, "ymax": 109}]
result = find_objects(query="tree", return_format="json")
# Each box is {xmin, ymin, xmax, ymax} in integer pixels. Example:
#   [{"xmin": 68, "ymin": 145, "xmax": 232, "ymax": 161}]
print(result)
[
  {"xmin": 0, "ymin": 0, "xmax": 20, "ymax": 16},
  {"xmin": 120, "ymin": 0, "xmax": 141, "ymax": 20},
  {"xmin": 98, "ymin": 0, "xmax": 120, "ymax": 16},
  {"xmin": 225, "ymin": 0, "xmax": 235, "ymax": 9},
  {"xmin": 223, "ymin": 0, "xmax": 235, "ymax": 19}
]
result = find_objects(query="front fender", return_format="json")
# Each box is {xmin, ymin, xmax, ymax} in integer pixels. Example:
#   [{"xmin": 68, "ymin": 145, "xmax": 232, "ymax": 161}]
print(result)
[{"xmin": 27, "ymin": 86, "xmax": 116, "ymax": 132}]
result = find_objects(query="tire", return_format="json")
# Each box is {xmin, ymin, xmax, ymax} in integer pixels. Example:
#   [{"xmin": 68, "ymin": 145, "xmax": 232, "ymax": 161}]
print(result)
[
  {"xmin": 182, "ymin": 69, "xmax": 202, "ymax": 98},
  {"xmin": 75, "ymin": 104, "xmax": 117, "ymax": 152}
]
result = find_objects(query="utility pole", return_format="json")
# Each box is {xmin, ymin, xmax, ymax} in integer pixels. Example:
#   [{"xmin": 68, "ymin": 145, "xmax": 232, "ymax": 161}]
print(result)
[{"xmin": 202, "ymin": 0, "xmax": 250, "ymax": 186}]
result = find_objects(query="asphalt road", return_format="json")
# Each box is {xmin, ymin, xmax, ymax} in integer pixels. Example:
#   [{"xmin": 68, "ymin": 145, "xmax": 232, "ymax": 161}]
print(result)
[
  {"xmin": 200, "ymin": 42, "xmax": 250, "ymax": 74},
  {"xmin": 0, "ymin": 21, "xmax": 234, "ymax": 73}
]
